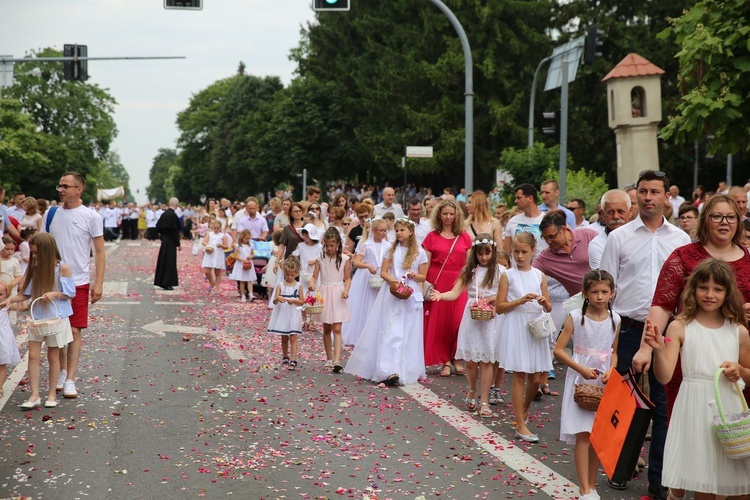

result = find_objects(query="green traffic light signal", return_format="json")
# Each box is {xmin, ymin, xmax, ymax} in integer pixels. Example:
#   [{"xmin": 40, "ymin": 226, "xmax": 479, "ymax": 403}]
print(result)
[{"xmin": 312, "ymin": 0, "xmax": 350, "ymax": 12}]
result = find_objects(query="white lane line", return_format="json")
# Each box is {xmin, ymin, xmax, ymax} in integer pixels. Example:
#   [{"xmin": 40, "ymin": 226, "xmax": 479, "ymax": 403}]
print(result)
[
  {"xmin": 400, "ymin": 383, "xmax": 577, "ymax": 499},
  {"xmin": 103, "ymin": 282, "xmax": 129, "ymax": 295},
  {"xmin": 0, "ymin": 333, "xmax": 29, "ymax": 412}
]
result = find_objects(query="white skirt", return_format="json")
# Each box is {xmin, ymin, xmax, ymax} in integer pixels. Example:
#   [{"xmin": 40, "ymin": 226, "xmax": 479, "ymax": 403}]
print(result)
[{"xmin": 28, "ymin": 317, "xmax": 74, "ymax": 348}]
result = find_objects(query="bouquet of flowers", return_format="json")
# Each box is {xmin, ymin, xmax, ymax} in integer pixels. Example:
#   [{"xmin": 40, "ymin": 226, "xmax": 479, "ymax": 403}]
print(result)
[
  {"xmin": 303, "ymin": 291, "xmax": 325, "ymax": 314},
  {"xmin": 389, "ymin": 275, "xmax": 413, "ymax": 300}
]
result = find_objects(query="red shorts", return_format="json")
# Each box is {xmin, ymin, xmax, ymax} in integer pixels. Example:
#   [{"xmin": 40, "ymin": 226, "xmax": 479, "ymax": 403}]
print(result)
[{"xmin": 69, "ymin": 284, "xmax": 90, "ymax": 329}]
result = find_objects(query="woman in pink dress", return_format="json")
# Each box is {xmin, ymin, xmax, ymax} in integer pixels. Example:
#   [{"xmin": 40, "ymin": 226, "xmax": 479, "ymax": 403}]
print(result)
[{"xmin": 423, "ymin": 199, "xmax": 473, "ymax": 376}]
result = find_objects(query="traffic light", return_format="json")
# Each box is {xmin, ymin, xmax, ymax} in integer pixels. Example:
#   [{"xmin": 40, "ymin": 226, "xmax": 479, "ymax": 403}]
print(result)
[
  {"xmin": 164, "ymin": 0, "xmax": 202, "ymax": 9},
  {"xmin": 63, "ymin": 44, "xmax": 88, "ymax": 81},
  {"xmin": 312, "ymin": 0, "xmax": 350, "ymax": 12},
  {"xmin": 542, "ymin": 109, "xmax": 561, "ymax": 140},
  {"xmin": 584, "ymin": 25, "xmax": 604, "ymax": 64}
]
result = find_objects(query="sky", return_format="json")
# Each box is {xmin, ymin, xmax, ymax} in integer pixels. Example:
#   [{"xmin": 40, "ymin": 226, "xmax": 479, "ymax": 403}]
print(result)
[{"xmin": 1, "ymin": 0, "xmax": 318, "ymax": 203}]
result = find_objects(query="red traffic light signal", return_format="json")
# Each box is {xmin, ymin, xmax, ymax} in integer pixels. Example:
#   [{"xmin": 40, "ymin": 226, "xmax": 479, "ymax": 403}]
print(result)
[{"xmin": 313, "ymin": 0, "xmax": 350, "ymax": 12}]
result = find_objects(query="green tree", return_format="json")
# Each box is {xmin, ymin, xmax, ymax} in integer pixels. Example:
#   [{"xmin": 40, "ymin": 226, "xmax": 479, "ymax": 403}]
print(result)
[
  {"xmin": 4, "ymin": 48, "xmax": 118, "ymax": 189},
  {"xmin": 542, "ymin": 166, "xmax": 609, "ymax": 219},
  {"xmin": 147, "ymin": 148, "xmax": 178, "ymax": 203},
  {"xmin": 658, "ymin": 0, "xmax": 750, "ymax": 155},
  {"xmin": 497, "ymin": 143, "xmax": 571, "ymax": 196}
]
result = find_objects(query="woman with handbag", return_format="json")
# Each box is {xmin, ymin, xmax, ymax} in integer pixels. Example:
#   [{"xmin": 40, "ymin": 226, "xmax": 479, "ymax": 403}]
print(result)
[
  {"xmin": 423, "ymin": 199, "xmax": 473, "ymax": 377},
  {"xmin": 269, "ymin": 203, "xmax": 305, "ymax": 309},
  {"xmin": 496, "ymin": 232, "xmax": 552, "ymax": 443}
]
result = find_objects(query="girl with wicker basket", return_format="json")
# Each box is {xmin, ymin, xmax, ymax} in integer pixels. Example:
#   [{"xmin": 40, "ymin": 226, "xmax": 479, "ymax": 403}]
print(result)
[
  {"xmin": 1, "ymin": 233, "xmax": 75, "ymax": 409},
  {"xmin": 228, "ymin": 230, "xmax": 256, "ymax": 302},
  {"xmin": 201, "ymin": 219, "xmax": 229, "ymax": 293},
  {"xmin": 292, "ymin": 224, "xmax": 322, "ymax": 330},
  {"xmin": 0, "ymin": 282, "xmax": 21, "ymax": 400},
  {"xmin": 268, "ymin": 256, "xmax": 305, "ymax": 371},
  {"xmin": 430, "ymin": 233, "xmax": 505, "ymax": 418},
  {"xmin": 342, "ymin": 218, "xmax": 389, "ymax": 347},
  {"xmin": 495, "ymin": 232, "xmax": 551, "ymax": 443},
  {"xmin": 309, "ymin": 227, "xmax": 352, "ymax": 373},
  {"xmin": 644, "ymin": 259, "xmax": 750, "ymax": 498},
  {"xmin": 345, "ymin": 218, "xmax": 428, "ymax": 386},
  {"xmin": 553, "ymin": 270, "xmax": 620, "ymax": 500}
]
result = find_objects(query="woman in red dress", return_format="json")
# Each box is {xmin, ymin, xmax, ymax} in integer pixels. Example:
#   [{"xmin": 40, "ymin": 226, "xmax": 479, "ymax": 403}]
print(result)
[
  {"xmin": 644, "ymin": 195, "xmax": 750, "ymax": 413},
  {"xmin": 422, "ymin": 199, "xmax": 473, "ymax": 376}
]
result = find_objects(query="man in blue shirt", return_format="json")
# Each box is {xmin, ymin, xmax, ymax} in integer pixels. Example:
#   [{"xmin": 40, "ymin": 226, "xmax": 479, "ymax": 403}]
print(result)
[{"xmin": 538, "ymin": 179, "xmax": 576, "ymax": 228}]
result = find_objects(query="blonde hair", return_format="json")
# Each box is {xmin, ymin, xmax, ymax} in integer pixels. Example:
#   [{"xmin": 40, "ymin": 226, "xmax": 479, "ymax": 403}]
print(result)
[
  {"xmin": 431, "ymin": 199, "xmax": 465, "ymax": 234},
  {"xmin": 282, "ymin": 255, "xmax": 302, "ymax": 274},
  {"xmin": 466, "ymin": 190, "xmax": 492, "ymax": 224},
  {"xmin": 390, "ymin": 220, "xmax": 419, "ymax": 269},
  {"xmin": 512, "ymin": 231, "xmax": 537, "ymax": 250},
  {"xmin": 237, "ymin": 229, "xmax": 252, "ymax": 245}
]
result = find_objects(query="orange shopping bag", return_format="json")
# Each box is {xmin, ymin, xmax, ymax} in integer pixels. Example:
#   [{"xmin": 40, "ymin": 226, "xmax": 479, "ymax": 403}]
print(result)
[{"xmin": 590, "ymin": 369, "xmax": 655, "ymax": 482}]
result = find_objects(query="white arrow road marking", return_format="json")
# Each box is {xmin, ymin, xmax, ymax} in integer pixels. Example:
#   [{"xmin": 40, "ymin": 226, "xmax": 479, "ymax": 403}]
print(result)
[
  {"xmin": 141, "ymin": 320, "xmax": 211, "ymax": 337},
  {"xmin": 103, "ymin": 281, "xmax": 129, "ymax": 296},
  {"xmin": 0, "ymin": 333, "xmax": 28, "ymax": 412}
]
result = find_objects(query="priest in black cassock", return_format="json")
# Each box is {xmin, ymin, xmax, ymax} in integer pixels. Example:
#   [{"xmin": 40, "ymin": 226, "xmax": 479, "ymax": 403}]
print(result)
[{"xmin": 154, "ymin": 197, "xmax": 182, "ymax": 290}]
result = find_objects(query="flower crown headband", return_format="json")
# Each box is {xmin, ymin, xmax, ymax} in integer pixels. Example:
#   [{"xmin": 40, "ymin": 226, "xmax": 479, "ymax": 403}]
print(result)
[
  {"xmin": 395, "ymin": 217, "xmax": 416, "ymax": 227},
  {"xmin": 472, "ymin": 238, "xmax": 497, "ymax": 247}
]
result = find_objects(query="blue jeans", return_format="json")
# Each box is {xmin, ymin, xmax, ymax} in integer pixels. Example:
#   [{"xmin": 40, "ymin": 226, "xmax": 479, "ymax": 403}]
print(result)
[{"xmin": 616, "ymin": 323, "xmax": 666, "ymax": 486}]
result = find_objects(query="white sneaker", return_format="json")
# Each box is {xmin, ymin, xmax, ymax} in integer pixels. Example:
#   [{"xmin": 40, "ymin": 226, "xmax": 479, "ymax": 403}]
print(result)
[
  {"xmin": 240, "ymin": 296, "xmax": 246, "ymax": 303},
  {"xmin": 63, "ymin": 380, "xmax": 78, "ymax": 399},
  {"xmin": 324, "ymin": 360, "xmax": 333, "ymax": 368},
  {"xmin": 56, "ymin": 370, "xmax": 67, "ymax": 391}
]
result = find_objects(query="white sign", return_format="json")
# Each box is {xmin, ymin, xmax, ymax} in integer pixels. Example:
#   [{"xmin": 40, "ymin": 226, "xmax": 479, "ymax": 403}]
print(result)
[
  {"xmin": 544, "ymin": 36, "xmax": 584, "ymax": 91},
  {"xmin": 405, "ymin": 146, "xmax": 433, "ymax": 158},
  {"xmin": 0, "ymin": 57, "xmax": 14, "ymax": 89}
]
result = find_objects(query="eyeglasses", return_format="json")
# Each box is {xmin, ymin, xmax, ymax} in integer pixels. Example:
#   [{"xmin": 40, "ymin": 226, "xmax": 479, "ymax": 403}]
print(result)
[
  {"xmin": 311, "ymin": 207, "xmax": 321, "ymax": 211},
  {"xmin": 708, "ymin": 213, "xmax": 739, "ymax": 224},
  {"xmin": 542, "ymin": 230, "xmax": 560, "ymax": 242},
  {"xmin": 679, "ymin": 216, "xmax": 697, "ymax": 221},
  {"xmin": 567, "ymin": 205, "xmax": 582, "ymax": 211},
  {"xmin": 623, "ymin": 183, "xmax": 637, "ymax": 191},
  {"xmin": 343, "ymin": 223, "xmax": 350, "ymax": 226},
  {"xmin": 636, "ymin": 170, "xmax": 667, "ymax": 184},
  {"xmin": 56, "ymin": 184, "xmax": 81, "ymax": 191}
]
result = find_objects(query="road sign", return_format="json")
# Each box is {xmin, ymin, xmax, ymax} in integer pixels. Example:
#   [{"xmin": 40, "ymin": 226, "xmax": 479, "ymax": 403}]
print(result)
[
  {"xmin": 405, "ymin": 146, "xmax": 434, "ymax": 158},
  {"xmin": 164, "ymin": 0, "xmax": 202, "ymax": 10},
  {"xmin": 544, "ymin": 36, "xmax": 584, "ymax": 91}
]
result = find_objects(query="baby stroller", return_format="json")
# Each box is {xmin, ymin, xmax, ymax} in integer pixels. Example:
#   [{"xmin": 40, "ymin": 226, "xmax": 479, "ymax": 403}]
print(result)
[{"xmin": 251, "ymin": 240, "xmax": 273, "ymax": 299}]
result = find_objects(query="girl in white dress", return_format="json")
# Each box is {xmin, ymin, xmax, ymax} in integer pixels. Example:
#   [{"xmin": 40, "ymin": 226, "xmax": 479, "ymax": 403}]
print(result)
[
  {"xmin": 345, "ymin": 218, "xmax": 428, "ymax": 386},
  {"xmin": 645, "ymin": 259, "xmax": 750, "ymax": 498},
  {"xmin": 267, "ymin": 256, "xmax": 305, "ymax": 370},
  {"xmin": 553, "ymin": 270, "xmax": 620, "ymax": 500},
  {"xmin": 0, "ymin": 282, "xmax": 21, "ymax": 399},
  {"xmin": 293, "ymin": 224, "xmax": 322, "ymax": 330},
  {"xmin": 201, "ymin": 220, "xmax": 229, "ymax": 292},
  {"xmin": 309, "ymin": 227, "xmax": 351, "ymax": 373},
  {"xmin": 342, "ymin": 219, "xmax": 389, "ymax": 346},
  {"xmin": 496, "ymin": 232, "xmax": 552, "ymax": 443},
  {"xmin": 228, "ymin": 230, "xmax": 256, "ymax": 302},
  {"xmin": 431, "ymin": 233, "xmax": 505, "ymax": 418}
]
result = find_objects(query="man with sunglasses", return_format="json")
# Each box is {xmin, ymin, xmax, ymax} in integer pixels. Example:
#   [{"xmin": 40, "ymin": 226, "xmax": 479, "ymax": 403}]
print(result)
[
  {"xmin": 41, "ymin": 172, "xmax": 105, "ymax": 400},
  {"xmin": 599, "ymin": 170, "xmax": 690, "ymax": 498}
]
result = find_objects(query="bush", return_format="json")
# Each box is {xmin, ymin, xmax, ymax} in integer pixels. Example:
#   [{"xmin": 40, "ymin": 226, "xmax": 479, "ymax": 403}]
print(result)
[{"xmin": 542, "ymin": 166, "xmax": 609, "ymax": 219}]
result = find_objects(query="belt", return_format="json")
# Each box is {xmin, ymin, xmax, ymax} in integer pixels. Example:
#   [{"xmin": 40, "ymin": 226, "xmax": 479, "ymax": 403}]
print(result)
[{"xmin": 620, "ymin": 316, "xmax": 645, "ymax": 332}]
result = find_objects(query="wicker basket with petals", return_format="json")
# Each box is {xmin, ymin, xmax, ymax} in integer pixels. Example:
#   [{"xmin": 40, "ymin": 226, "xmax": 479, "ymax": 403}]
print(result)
[
  {"xmin": 29, "ymin": 297, "xmax": 64, "ymax": 337},
  {"xmin": 574, "ymin": 383, "xmax": 604, "ymax": 412}
]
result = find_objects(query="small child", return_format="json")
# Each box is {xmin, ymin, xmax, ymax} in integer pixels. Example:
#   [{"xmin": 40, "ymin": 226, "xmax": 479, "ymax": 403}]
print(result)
[
  {"xmin": 431, "ymin": 234, "xmax": 505, "ymax": 418},
  {"xmin": 18, "ymin": 227, "xmax": 35, "ymax": 277},
  {"xmin": 0, "ymin": 236, "xmax": 22, "ymax": 294},
  {"xmin": 309, "ymin": 227, "xmax": 351, "ymax": 373},
  {"xmin": 261, "ymin": 230, "xmax": 282, "ymax": 291},
  {"xmin": 645, "ymin": 259, "xmax": 750, "ymax": 497},
  {"xmin": 496, "ymin": 232, "xmax": 552, "ymax": 443},
  {"xmin": 489, "ymin": 248, "xmax": 511, "ymax": 405},
  {"xmin": 268, "ymin": 256, "xmax": 305, "ymax": 370},
  {"xmin": 553, "ymin": 270, "xmax": 620, "ymax": 500},
  {"xmin": 382, "ymin": 212, "xmax": 396, "ymax": 242},
  {"xmin": 3, "ymin": 233, "xmax": 75, "ymax": 408},
  {"xmin": 201, "ymin": 220, "xmax": 229, "ymax": 292},
  {"xmin": 228, "ymin": 229, "xmax": 256, "ymax": 302},
  {"xmin": 293, "ymin": 224, "xmax": 322, "ymax": 330},
  {"xmin": 0, "ymin": 282, "xmax": 21, "ymax": 399}
]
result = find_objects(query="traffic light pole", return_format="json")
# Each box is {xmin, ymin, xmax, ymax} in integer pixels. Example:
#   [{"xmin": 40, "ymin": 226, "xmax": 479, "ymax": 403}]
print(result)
[
  {"xmin": 559, "ymin": 57, "xmax": 569, "ymax": 203},
  {"xmin": 527, "ymin": 55, "xmax": 553, "ymax": 150},
  {"xmin": 427, "ymin": 0, "xmax": 473, "ymax": 193}
]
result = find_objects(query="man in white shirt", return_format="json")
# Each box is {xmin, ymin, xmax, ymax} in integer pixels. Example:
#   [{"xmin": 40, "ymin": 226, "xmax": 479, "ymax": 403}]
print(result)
[
  {"xmin": 146, "ymin": 203, "xmax": 159, "ymax": 240},
  {"xmin": 234, "ymin": 197, "xmax": 268, "ymax": 241},
  {"xmin": 503, "ymin": 183, "xmax": 546, "ymax": 257},
  {"xmin": 588, "ymin": 189, "xmax": 631, "ymax": 269},
  {"xmin": 407, "ymin": 198, "xmax": 429, "ymax": 245},
  {"xmin": 103, "ymin": 201, "xmax": 119, "ymax": 241},
  {"xmin": 42, "ymin": 171, "xmax": 105, "ymax": 399},
  {"xmin": 667, "ymin": 185, "xmax": 686, "ymax": 217},
  {"xmin": 599, "ymin": 170, "xmax": 690, "ymax": 497},
  {"xmin": 373, "ymin": 187, "xmax": 405, "ymax": 219}
]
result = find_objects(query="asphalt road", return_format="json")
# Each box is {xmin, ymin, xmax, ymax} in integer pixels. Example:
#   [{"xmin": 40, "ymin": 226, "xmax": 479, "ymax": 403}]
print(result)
[{"xmin": 0, "ymin": 240, "xmax": 657, "ymax": 500}]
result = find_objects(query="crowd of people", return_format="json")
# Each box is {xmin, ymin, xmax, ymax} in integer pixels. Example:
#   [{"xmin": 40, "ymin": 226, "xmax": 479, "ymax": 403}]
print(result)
[{"xmin": 2, "ymin": 173, "xmax": 750, "ymax": 500}]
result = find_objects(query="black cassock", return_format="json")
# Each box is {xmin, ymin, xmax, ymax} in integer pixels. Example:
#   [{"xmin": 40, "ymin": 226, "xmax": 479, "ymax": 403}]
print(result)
[{"xmin": 154, "ymin": 208, "xmax": 181, "ymax": 288}]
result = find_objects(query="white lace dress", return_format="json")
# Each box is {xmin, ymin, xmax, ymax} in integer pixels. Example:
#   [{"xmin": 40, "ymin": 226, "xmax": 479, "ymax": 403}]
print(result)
[
  {"xmin": 663, "ymin": 319, "xmax": 750, "ymax": 495},
  {"xmin": 342, "ymin": 239, "xmax": 389, "ymax": 346},
  {"xmin": 201, "ymin": 232, "xmax": 227, "ymax": 269},
  {"xmin": 559, "ymin": 309, "xmax": 619, "ymax": 444},
  {"xmin": 344, "ymin": 245, "xmax": 427, "ymax": 384},
  {"xmin": 454, "ymin": 265, "xmax": 505, "ymax": 363}
]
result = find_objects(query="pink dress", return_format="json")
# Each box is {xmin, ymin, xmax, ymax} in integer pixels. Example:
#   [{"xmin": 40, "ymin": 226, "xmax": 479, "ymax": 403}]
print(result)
[
  {"xmin": 422, "ymin": 231, "xmax": 472, "ymax": 366},
  {"xmin": 314, "ymin": 254, "xmax": 351, "ymax": 324}
]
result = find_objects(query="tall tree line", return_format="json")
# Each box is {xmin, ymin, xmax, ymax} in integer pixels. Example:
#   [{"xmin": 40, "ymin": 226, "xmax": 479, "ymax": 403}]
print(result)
[{"xmin": 163, "ymin": 0, "xmax": 747, "ymax": 203}]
